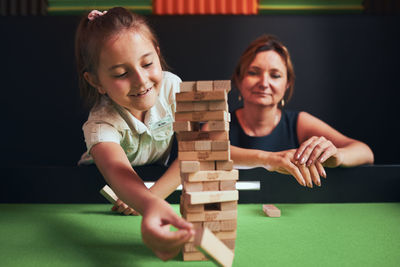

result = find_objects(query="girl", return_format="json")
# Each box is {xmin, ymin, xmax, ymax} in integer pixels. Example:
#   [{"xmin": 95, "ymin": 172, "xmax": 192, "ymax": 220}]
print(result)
[
  {"xmin": 228, "ymin": 34, "xmax": 374, "ymax": 187},
  {"xmin": 75, "ymin": 7, "xmax": 193, "ymax": 260}
]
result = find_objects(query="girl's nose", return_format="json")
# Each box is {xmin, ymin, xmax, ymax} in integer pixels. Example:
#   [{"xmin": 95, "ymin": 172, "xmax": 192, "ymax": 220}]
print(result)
[{"xmin": 131, "ymin": 69, "xmax": 147, "ymax": 88}]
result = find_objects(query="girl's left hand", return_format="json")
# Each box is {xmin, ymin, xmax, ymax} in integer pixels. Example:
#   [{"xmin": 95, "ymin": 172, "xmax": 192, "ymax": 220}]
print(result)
[{"xmin": 294, "ymin": 136, "xmax": 343, "ymax": 168}]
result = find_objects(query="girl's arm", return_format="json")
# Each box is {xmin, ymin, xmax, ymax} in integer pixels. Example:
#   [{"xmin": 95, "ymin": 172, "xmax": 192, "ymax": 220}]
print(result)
[
  {"xmin": 295, "ymin": 112, "xmax": 374, "ymax": 167},
  {"xmin": 149, "ymin": 159, "xmax": 181, "ymax": 199},
  {"xmin": 90, "ymin": 142, "xmax": 194, "ymax": 260}
]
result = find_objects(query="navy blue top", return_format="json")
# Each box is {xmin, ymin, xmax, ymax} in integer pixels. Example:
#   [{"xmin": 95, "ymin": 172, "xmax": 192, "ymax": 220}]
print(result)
[{"xmin": 229, "ymin": 109, "xmax": 300, "ymax": 151}]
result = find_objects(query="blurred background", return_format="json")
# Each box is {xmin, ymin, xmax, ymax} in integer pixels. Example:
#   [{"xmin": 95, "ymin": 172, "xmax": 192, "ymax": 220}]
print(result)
[{"xmin": 1, "ymin": 0, "xmax": 399, "ymax": 167}]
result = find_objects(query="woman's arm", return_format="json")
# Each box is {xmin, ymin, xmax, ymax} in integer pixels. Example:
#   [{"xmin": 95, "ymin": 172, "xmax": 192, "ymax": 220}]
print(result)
[
  {"xmin": 296, "ymin": 112, "xmax": 374, "ymax": 167},
  {"xmin": 90, "ymin": 142, "xmax": 194, "ymax": 260}
]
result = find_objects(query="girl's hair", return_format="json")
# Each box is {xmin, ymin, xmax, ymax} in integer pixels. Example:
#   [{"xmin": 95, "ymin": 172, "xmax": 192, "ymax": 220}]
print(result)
[
  {"xmin": 75, "ymin": 7, "xmax": 168, "ymax": 108},
  {"xmin": 232, "ymin": 34, "xmax": 295, "ymax": 108}
]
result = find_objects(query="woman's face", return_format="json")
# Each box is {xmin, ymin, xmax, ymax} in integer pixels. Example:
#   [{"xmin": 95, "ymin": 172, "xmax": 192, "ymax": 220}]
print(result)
[{"xmin": 239, "ymin": 50, "xmax": 288, "ymax": 108}]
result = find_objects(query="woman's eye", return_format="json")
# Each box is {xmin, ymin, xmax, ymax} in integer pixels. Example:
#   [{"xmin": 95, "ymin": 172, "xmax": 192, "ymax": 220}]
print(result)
[
  {"xmin": 272, "ymin": 73, "xmax": 281, "ymax": 78},
  {"xmin": 247, "ymin": 71, "xmax": 257, "ymax": 76}
]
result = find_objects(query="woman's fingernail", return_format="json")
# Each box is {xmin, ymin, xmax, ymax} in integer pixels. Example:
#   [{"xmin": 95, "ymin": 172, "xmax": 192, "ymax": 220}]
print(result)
[{"xmin": 300, "ymin": 157, "xmax": 306, "ymax": 164}]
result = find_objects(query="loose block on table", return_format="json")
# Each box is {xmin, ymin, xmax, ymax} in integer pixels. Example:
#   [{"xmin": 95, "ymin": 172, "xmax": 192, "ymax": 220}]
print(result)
[
  {"xmin": 263, "ymin": 204, "xmax": 281, "ymax": 217},
  {"xmin": 99, "ymin": 185, "xmax": 117, "ymax": 205}
]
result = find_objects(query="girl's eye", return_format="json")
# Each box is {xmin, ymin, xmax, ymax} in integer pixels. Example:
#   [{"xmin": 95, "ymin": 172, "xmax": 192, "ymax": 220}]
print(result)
[
  {"xmin": 114, "ymin": 72, "xmax": 127, "ymax": 78},
  {"xmin": 247, "ymin": 71, "xmax": 257, "ymax": 76},
  {"xmin": 143, "ymin": 62, "xmax": 153, "ymax": 68}
]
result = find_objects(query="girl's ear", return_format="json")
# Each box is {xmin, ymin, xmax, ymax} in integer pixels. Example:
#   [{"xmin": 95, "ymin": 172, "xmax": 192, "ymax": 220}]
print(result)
[{"xmin": 84, "ymin": 72, "xmax": 106, "ymax": 94}]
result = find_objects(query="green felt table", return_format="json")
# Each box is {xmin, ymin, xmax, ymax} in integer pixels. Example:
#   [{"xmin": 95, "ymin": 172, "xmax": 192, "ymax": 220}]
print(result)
[{"xmin": 1, "ymin": 203, "xmax": 399, "ymax": 267}]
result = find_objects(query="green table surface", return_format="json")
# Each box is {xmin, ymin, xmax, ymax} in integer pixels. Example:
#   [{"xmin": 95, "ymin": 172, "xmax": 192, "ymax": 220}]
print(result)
[{"xmin": 1, "ymin": 203, "xmax": 399, "ymax": 267}]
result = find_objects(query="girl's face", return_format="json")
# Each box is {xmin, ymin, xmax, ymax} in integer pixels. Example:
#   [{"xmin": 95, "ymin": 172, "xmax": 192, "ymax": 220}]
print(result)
[
  {"xmin": 91, "ymin": 30, "xmax": 163, "ymax": 120},
  {"xmin": 239, "ymin": 50, "xmax": 288, "ymax": 108}
]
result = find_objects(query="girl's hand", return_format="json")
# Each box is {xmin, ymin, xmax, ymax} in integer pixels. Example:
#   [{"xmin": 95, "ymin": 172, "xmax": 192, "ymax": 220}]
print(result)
[
  {"xmin": 295, "ymin": 136, "xmax": 343, "ymax": 168},
  {"xmin": 264, "ymin": 149, "xmax": 326, "ymax": 188},
  {"xmin": 112, "ymin": 199, "xmax": 139, "ymax": 216},
  {"xmin": 141, "ymin": 197, "xmax": 194, "ymax": 261}
]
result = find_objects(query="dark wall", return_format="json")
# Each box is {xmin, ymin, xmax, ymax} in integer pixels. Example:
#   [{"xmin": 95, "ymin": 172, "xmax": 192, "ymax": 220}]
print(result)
[{"xmin": 1, "ymin": 15, "xmax": 399, "ymax": 166}]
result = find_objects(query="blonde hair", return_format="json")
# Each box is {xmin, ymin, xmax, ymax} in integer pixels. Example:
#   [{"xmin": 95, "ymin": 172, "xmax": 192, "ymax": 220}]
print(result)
[{"xmin": 232, "ymin": 34, "xmax": 295, "ymax": 108}]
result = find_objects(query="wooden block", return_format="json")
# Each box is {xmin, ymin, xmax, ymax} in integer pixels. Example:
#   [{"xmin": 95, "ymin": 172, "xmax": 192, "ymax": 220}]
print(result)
[
  {"xmin": 213, "ymin": 80, "xmax": 231, "ymax": 92},
  {"xmin": 184, "ymin": 242, "xmax": 199, "ymax": 252},
  {"xmin": 194, "ymin": 101, "xmax": 209, "ymax": 111},
  {"xmin": 222, "ymin": 239, "xmax": 236, "ymax": 250},
  {"xmin": 99, "ymin": 185, "xmax": 117, "ymax": 205},
  {"xmin": 209, "ymin": 100, "xmax": 229, "ymax": 111},
  {"xmin": 196, "ymin": 81, "xmax": 213, "ymax": 91},
  {"xmin": 180, "ymin": 81, "xmax": 196, "ymax": 92},
  {"xmin": 176, "ymin": 102, "xmax": 195, "ymax": 112},
  {"xmin": 220, "ymin": 219, "xmax": 237, "ymax": 231},
  {"xmin": 194, "ymin": 227, "xmax": 234, "ymax": 267},
  {"xmin": 184, "ymin": 190, "xmax": 238, "ymax": 205},
  {"xmin": 215, "ymin": 230, "xmax": 237, "ymax": 240},
  {"xmin": 220, "ymin": 180, "xmax": 236, "ymax": 191},
  {"xmin": 173, "ymin": 121, "xmax": 192, "ymax": 132},
  {"xmin": 212, "ymin": 140, "xmax": 230, "ymax": 151},
  {"xmin": 175, "ymin": 110, "xmax": 228, "ymax": 122},
  {"xmin": 182, "ymin": 251, "xmax": 208, "ymax": 261},
  {"xmin": 208, "ymin": 120, "xmax": 229, "ymax": 131},
  {"xmin": 194, "ymin": 140, "xmax": 211, "ymax": 151},
  {"xmin": 182, "ymin": 170, "xmax": 238, "ymax": 182},
  {"xmin": 183, "ymin": 181, "xmax": 203, "ymax": 192},
  {"xmin": 199, "ymin": 161, "xmax": 216, "ymax": 170},
  {"xmin": 183, "ymin": 210, "xmax": 237, "ymax": 222},
  {"xmin": 202, "ymin": 181, "xmax": 220, "ymax": 191},
  {"xmin": 216, "ymin": 160, "xmax": 234, "ymax": 170},
  {"xmin": 203, "ymin": 221, "xmax": 221, "ymax": 232},
  {"xmin": 220, "ymin": 201, "xmax": 238, "ymax": 211},
  {"xmin": 263, "ymin": 204, "xmax": 281, "ymax": 217},
  {"xmin": 178, "ymin": 150, "xmax": 230, "ymax": 161},
  {"xmin": 177, "ymin": 131, "xmax": 229, "ymax": 141},
  {"xmin": 182, "ymin": 201, "xmax": 204, "ymax": 213},
  {"xmin": 178, "ymin": 141, "xmax": 195, "ymax": 151},
  {"xmin": 180, "ymin": 161, "xmax": 200, "ymax": 173},
  {"xmin": 176, "ymin": 90, "xmax": 227, "ymax": 102}
]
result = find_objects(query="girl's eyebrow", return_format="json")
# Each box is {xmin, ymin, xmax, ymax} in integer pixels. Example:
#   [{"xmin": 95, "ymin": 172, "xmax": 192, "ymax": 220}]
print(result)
[{"xmin": 108, "ymin": 52, "xmax": 153, "ymax": 71}]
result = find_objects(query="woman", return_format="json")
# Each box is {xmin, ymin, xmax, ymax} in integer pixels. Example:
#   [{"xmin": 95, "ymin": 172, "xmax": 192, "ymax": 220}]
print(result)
[{"xmin": 228, "ymin": 34, "xmax": 374, "ymax": 188}]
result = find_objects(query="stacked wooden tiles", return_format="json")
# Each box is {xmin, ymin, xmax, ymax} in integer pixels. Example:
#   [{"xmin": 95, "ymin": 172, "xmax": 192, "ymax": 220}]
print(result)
[{"xmin": 174, "ymin": 80, "xmax": 238, "ymax": 262}]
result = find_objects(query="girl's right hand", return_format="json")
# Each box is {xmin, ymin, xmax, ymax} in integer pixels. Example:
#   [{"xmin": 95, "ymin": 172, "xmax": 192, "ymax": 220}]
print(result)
[
  {"xmin": 263, "ymin": 149, "xmax": 326, "ymax": 188},
  {"xmin": 112, "ymin": 199, "xmax": 140, "ymax": 216},
  {"xmin": 141, "ymin": 196, "xmax": 194, "ymax": 261}
]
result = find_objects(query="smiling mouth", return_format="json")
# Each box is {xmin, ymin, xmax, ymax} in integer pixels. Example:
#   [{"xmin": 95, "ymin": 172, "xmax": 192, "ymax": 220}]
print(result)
[{"xmin": 130, "ymin": 87, "xmax": 152, "ymax": 97}]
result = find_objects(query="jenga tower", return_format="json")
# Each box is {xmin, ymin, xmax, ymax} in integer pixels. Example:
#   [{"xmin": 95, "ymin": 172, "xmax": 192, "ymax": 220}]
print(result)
[{"xmin": 174, "ymin": 80, "xmax": 238, "ymax": 265}]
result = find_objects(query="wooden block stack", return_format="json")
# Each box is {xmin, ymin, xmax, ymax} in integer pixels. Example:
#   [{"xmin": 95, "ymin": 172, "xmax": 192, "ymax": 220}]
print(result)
[{"xmin": 174, "ymin": 80, "xmax": 238, "ymax": 263}]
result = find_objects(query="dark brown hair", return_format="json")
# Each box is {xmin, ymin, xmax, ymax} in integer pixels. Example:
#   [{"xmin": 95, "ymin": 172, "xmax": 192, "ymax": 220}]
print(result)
[
  {"xmin": 232, "ymin": 34, "xmax": 295, "ymax": 108},
  {"xmin": 75, "ymin": 7, "xmax": 168, "ymax": 108}
]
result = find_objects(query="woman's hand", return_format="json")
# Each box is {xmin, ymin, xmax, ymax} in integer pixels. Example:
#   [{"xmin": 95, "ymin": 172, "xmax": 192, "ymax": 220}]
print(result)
[
  {"xmin": 263, "ymin": 149, "xmax": 326, "ymax": 188},
  {"xmin": 141, "ymin": 197, "xmax": 194, "ymax": 261},
  {"xmin": 112, "ymin": 199, "xmax": 139, "ymax": 216},
  {"xmin": 294, "ymin": 136, "xmax": 343, "ymax": 168}
]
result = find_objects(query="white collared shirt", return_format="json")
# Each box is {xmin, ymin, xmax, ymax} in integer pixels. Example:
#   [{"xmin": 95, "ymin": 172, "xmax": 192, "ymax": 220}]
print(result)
[{"xmin": 79, "ymin": 71, "xmax": 181, "ymax": 166}]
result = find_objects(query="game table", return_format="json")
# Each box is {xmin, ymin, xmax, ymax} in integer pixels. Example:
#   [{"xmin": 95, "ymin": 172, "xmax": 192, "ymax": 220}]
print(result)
[{"xmin": 1, "ymin": 203, "xmax": 399, "ymax": 267}]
